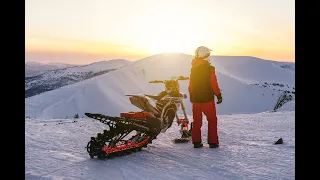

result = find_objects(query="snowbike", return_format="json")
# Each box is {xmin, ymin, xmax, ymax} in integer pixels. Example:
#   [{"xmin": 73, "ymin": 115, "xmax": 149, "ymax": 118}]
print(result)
[{"xmin": 85, "ymin": 76, "xmax": 192, "ymax": 158}]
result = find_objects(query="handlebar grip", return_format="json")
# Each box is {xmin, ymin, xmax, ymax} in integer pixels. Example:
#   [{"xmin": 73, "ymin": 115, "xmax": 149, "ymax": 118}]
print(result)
[
  {"xmin": 178, "ymin": 76, "xmax": 189, "ymax": 80},
  {"xmin": 149, "ymin": 80, "xmax": 164, "ymax": 83}
]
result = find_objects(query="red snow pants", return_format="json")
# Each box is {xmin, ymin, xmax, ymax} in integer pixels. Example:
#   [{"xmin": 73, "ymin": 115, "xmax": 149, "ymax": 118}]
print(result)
[{"xmin": 192, "ymin": 100, "xmax": 219, "ymax": 144}]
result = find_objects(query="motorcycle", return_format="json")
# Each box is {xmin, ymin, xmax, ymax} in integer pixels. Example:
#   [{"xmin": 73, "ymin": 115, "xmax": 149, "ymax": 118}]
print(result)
[{"xmin": 85, "ymin": 76, "xmax": 192, "ymax": 158}]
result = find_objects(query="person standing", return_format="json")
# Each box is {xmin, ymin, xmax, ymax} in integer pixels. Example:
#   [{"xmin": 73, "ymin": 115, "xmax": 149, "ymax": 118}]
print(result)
[{"xmin": 188, "ymin": 46, "xmax": 223, "ymax": 148}]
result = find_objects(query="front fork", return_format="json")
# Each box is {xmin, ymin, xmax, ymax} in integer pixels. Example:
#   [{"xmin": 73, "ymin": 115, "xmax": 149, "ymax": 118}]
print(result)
[{"xmin": 176, "ymin": 101, "xmax": 192, "ymax": 138}]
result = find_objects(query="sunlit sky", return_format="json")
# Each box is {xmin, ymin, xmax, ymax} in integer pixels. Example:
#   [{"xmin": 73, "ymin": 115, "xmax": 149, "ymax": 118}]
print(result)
[{"xmin": 26, "ymin": 0, "xmax": 294, "ymax": 64}]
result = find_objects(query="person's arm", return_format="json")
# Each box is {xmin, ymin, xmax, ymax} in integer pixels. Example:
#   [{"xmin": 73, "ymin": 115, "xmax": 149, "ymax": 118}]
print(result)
[
  {"xmin": 188, "ymin": 73, "xmax": 192, "ymax": 94},
  {"xmin": 211, "ymin": 68, "xmax": 221, "ymax": 95}
]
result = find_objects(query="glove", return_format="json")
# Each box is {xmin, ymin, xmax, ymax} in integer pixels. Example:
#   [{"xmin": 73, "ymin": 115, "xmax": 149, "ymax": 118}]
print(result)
[{"xmin": 216, "ymin": 93, "xmax": 222, "ymax": 104}]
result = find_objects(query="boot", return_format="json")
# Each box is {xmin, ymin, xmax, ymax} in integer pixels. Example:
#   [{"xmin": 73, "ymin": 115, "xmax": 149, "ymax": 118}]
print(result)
[
  {"xmin": 193, "ymin": 142, "xmax": 203, "ymax": 148},
  {"xmin": 209, "ymin": 143, "xmax": 219, "ymax": 148}
]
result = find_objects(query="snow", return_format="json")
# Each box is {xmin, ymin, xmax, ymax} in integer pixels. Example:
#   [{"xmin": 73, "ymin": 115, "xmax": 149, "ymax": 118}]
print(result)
[
  {"xmin": 25, "ymin": 53, "xmax": 295, "ymax": 179},
  {"xmin": 25, "ymin": 111, "xmax": 295, "ymax": 180},
  {"xmin": 25, "ymin": 53, "xmax": 295, "ymax": 119}
]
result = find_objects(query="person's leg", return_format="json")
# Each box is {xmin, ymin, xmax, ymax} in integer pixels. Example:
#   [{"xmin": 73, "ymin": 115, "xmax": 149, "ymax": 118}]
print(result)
[
  {"xmin": 192, "ymin": 103, "xmax": 203, "ymax": 144},
  {"xmin": 202, "ymin": 101, "xmax": 219, "ymax": 145}
]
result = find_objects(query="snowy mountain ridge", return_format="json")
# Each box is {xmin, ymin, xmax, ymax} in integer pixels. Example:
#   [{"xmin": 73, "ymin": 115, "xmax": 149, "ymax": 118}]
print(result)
[
  {"xmin": 25, "ymin": 61, "xmax": 78, "ymax": 77},
  {"xmin": 25, "ymin": 59, "xmax": 131, "ymax": 98},
  {"xmin": 25, "ymin": 53, "xmax": 295, "ymax": 119}
]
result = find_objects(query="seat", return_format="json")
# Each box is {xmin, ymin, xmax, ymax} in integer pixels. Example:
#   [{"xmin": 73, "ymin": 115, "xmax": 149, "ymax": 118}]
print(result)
[
  {"xmin": 144, "ymin": 94, "xmax": 164, "ymax": 101},
  {"xmin": 127, "ymin": 95, "xmax": 160, "ymax": 115}
]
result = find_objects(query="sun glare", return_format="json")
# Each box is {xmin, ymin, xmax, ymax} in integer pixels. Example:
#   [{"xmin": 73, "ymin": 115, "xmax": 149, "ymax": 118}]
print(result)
[
  {"xmin": 25, "ymin": 0, "xmax": 295, "ymax": 62},
  {"xmin": 138, "ymin": 25, "xmax": 199, "ymax": 55},
  {"xmin": 148, "ymin": 39, "xmax": 192, "ymax": 54}
]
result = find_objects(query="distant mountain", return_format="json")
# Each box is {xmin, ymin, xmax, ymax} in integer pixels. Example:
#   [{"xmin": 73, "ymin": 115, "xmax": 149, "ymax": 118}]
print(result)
[
  {"xmin": 25, "ymin": 53, "xmax": 295, "ymax": 119},
  {"xmin": 46, "ymin": 62, "xmax": 79, "ymax": 68},
  {"xmin": 273, "ymin": 61, "xmax": 295, "ymax": 72},
  {"xmin": 25, "ymin": 59, "xmax": 131, "ymax": 98},
  {"xmin": 25, "ymin": 61, "xmax": 77, "ymax": 77}
]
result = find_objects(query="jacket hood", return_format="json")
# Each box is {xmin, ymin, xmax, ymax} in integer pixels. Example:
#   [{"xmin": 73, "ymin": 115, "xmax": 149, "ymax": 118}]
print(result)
[{"xmin": 191, "ymin": 58, "xmax": 210, "ymax": 67}]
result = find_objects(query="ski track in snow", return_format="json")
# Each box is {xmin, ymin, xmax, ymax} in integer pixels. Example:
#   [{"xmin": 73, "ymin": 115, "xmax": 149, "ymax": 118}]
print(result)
[{"xmin": 25, "ymin": 111, "xmax": 294, "ymax": 180}]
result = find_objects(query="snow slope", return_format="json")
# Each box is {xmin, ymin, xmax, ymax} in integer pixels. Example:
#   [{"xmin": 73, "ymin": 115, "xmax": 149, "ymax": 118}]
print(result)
[
  {"xmin": 25, "ymin": 53, "xmax": 295, "ymax": 119},
  {"xmin": 131, "ymin": 54, "xmax": 294, "ymax": 86},
  {"xmin": 25, "ymin": 111, "xmax": 295, "ymax": 180},
  {"xmin": 211, "ymin": 56, "xmax": 294, "ymax": 85},
  {"xmin": 25, "ymin": 59, "xmax": 131, "ymax": 98}
]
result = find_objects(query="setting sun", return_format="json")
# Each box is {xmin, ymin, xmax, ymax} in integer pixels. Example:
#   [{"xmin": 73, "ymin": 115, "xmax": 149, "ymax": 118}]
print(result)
[{"xmin": 145, "ymin": 28, "xmax": 199, "ymax": 54}]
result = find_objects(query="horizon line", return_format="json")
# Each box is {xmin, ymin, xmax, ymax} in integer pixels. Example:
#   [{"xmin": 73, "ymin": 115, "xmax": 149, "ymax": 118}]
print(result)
[{"xmin": 25, "ymin": 51, "xmax": 295, "ymax": 65}]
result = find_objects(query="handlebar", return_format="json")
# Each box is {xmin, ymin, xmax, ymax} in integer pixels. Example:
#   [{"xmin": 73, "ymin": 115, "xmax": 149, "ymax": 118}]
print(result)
[
  {"xmin": 149, "ymin": 76, "xmax": 189, "ymax": 84},
  {"xmin": 149, "ymin": 80, "xmax": 165, "ymax": 83},
  {"xmin": 176, "ymin": 76, "xmax": 189, "ymax": 80}
]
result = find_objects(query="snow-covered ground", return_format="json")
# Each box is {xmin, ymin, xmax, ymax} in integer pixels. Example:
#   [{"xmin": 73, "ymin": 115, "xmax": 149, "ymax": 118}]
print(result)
[
  {"xmin": 25, "ymin": 54, "xmax": 295, "ymax": 179},
  {"xmin": 25, "ymin": 53, "xmax": 295, "ymax": 119},
  {"xmin": 25, "ymin": 111, "xmax": 294, "ymax": 180}
]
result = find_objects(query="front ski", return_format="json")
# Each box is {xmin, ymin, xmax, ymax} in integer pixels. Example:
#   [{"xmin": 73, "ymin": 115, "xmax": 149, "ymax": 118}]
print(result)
[
  {"xmin": 173, "ymin": 137, "xmax": 191, "ymax": 143},
  {"xmin": 173, "ymin": 119, "xmax": 192, "ymax": 143}
]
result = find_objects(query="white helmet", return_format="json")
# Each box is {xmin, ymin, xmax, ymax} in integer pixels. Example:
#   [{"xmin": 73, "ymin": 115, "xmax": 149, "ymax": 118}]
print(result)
[{"xmin": 194, "ymin": 46, "xmax": 212, "ymax": 59}]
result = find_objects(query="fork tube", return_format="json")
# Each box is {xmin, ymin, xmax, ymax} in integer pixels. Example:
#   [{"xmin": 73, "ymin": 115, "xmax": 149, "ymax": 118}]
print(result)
[
  {"xmin": 176, "ymin": 113, "xmax": 180, "ymax": 124},
  {"xmin": 180, "ymin": 102, "xmax": 189, "ymax": 123}
]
